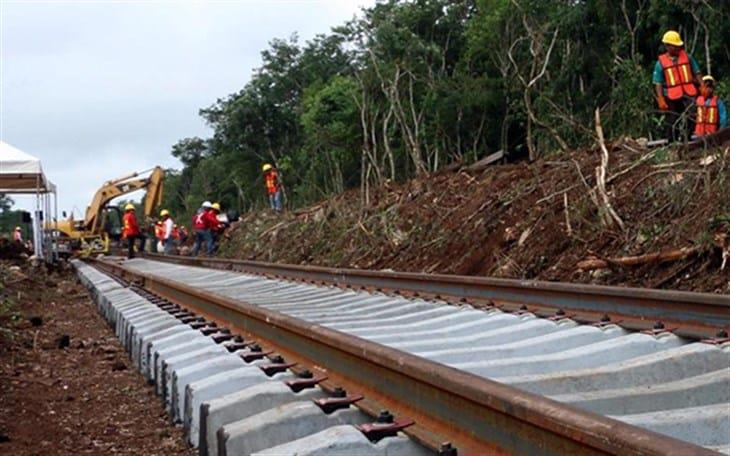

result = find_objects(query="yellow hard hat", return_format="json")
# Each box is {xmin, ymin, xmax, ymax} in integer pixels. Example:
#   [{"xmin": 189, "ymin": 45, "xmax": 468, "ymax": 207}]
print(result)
[
  {"xmin": 702, "ymin": 75, "xmax": 716, "ymax": 83},
  {"xmin": 262, "ymin": 163, "xmax": 273, "ymax": 172},
  {"xmin": 124, "ymin": 203, "xmax": 135, "ymax": 211},
  {"xmin": 662, "ymin": 30, "xmax": 683, "ymax": 47},
  {"xmin": 160, "ymin": 209, "xmax": 170, "ymax": 217},
  {"xmin": 212, "ymin": 203, "xmax": 221, "ymax": 211}
]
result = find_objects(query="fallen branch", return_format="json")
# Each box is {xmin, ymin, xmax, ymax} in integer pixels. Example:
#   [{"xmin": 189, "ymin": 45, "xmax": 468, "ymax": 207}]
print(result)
[
  {"xmin": 577, "ymin": 246, "xmax": 701, "ymax": 271},
  {"xmin": 563, "ymin": 192, "xmax": 572, "ymax": 236},
  {"xmin": 594, "ymin": 108, "xmax": 625, "ymax": 231}
]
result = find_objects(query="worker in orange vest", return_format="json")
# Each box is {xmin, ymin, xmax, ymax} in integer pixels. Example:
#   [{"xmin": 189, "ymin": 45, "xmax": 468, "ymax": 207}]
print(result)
[
  {"xmin": 693, "ymin": 75, "xmax": 728, "ymax": 138},
  {"xmin": 191, "ymin": 201, "xmax": 214, "ymax": 257},
  {"xmin": 653, "ymin": 30, "xmax": 702, "ymax": 141},
  {"xmin": 122, "ymin": 203, "xmax": 144, "ymax": 259},
  {"xmin": 262, "ymin": 164, "xmax": 282, "ymax": 212}
]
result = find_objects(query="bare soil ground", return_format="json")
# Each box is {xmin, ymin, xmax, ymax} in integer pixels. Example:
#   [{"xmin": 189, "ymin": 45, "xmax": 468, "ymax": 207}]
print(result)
[
  {"xmin": 0, "ymin": 260, "xmax": 194, "ymax": 455},
  {"xmin": 221, "ymin": 140, "xmax": 729, "ymax": 293}
]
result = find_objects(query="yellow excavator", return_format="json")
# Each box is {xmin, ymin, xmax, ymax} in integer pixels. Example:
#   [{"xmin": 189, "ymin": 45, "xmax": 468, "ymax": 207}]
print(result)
[{"xmin": 54, "ymin": 167, "xmax": 164, "ymax": 256}]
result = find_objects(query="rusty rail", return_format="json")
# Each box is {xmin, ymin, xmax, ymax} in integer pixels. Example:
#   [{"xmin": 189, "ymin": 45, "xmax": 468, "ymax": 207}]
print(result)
[
  {"xmin": 88, "ymin": 256, "xmax": 718, "ymax": 455},
  {"xmin": 142, "ymin": 253, "xmax": 729, "ymax": 340}
]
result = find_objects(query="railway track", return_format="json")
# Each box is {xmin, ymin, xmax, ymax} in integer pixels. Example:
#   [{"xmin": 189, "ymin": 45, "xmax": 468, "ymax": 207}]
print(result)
[{"xmin": 75, "ymin": 255, "xmax": 729, "ymax": 455}]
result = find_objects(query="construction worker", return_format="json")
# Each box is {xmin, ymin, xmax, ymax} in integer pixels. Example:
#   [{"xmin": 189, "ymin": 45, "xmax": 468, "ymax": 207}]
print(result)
[
  {"xmin": 160, "ymin": 209, "xmax": 175, "ymax": 255},
  {"xmin": 12, "ymin": 227, "xmax": 22, "ymax": 243},
  {"xmin": 122, "ymin": 204, "xmax": 144, "ymax": 259},
  {"xmin": 191, "ymin": 201, "xmax": 214, "ymax": 257},
  {"xmin": 693, "ymin": 75, "xmax": 728, "ymax": 138},
  {"xmin": 653, "ymin": 30, "xmax": 702, "ymax": 141},
  {"xmin": 262, "ymin": 164, "xmax": 282, "ymax": 212},
  {"xmin": 154, "ymin": 220, "xmax": 165, "ymax": 252}
]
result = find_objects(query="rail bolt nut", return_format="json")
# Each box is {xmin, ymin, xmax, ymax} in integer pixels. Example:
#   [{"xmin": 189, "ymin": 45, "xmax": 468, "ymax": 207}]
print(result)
[
  {"xmin": 250, "ymin": 344, "xmax": 262, "ymax": 352},
  {"xmin": 716, "ymin": 329, "xmax": 728, "ymax": 338},
  {"xmin": 439, "ymin": 442, "xmax": 458, "ymax": 456},
  {"xmin": 332, "ymin": 387, "xmax": 347, "ymax": 398},
  {"xmin": 519, "ymin": 305, "xmax": 528, "ymax": 311},
  {"xmin": 555, "ymin": 309, "xmax": 565, "ymax": 316},
  {"xmin": 234, "ymin": 335, "xmax": 244, "ymax": 343},
  {"xmin": 600, "ymin": 314, "xmax": 611, "ymax": 322},
  {"xmin": 270, "ymin": 355, "xmax": 285, "ymax": 364},
  {"xmin": 298, "ymin": 369, "xmax": 313, "ymax": 379},
  {"xmin": 653, "ymin": 321, "xmax": 665, "ymax": 330},
  {"xmin": 376, "ymin": 410, "xmax": 394, "ymax": 424}
]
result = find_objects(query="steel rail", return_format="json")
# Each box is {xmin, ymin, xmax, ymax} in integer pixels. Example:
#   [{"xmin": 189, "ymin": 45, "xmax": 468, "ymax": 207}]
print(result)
[
  {"xmin": 142, "ymin": 253, "xmax": 730, "ymax": 340},
  {"xmin": 89, "ymin": 256, "xmax": 717, "ymax": 455}
]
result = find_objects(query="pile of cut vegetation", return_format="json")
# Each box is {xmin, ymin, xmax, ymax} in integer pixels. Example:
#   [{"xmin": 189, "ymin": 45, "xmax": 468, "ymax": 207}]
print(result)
[{"xmin": 219, "ymin": 138, "xmax": 730, "ymax": 293}]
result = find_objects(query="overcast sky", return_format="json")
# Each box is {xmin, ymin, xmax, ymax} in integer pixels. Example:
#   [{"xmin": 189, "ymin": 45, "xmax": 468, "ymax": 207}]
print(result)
[{"xmin": 1, "ymin": 0, "xmax": 373, "ymax": 216}]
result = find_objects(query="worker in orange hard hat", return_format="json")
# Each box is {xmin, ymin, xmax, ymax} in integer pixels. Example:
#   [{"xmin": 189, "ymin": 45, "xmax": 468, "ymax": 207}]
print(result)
[
  {"xmin": 653, "ymin": 30, "xmax": 703, "ymax": 141},
  {"xmin": 262, "ymin": 164, "xmax": 282, "ymax": 212}
]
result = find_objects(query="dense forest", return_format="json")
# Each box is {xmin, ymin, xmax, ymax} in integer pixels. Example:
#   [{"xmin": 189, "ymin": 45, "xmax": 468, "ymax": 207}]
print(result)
[{"xmin": 161, "ymin": 0, "xmax": 729, "ymax": 218}]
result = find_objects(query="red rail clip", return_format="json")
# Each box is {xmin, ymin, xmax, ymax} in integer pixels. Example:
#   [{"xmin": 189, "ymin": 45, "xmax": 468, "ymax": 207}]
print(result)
[
  {"xmin": 356, "ymin": 412, "xmax": 414, "ymax": 442},
  {"xmin": 259, "ymin": 362, "xmax": 297, "ymax": 376},
  {"xmin": 285, "ymin": 375, "xmax": 327, "ymax": 393},
  {"xmin": 313, "ymin": 394, "xmax": 363, "ymax": 414}
]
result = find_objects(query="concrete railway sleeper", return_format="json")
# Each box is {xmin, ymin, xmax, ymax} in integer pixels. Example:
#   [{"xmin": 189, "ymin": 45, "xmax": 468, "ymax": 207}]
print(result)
[
  {"xmin": 73, "ymin": 260, "xmax": 430, "ymax": 456},
  {"xmin": 74, "ymin": 258, "xmax": 729, "ymax": 455}
]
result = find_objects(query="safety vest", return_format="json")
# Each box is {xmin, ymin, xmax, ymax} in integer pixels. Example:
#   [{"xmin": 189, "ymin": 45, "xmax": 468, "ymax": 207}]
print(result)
[
  {"xmin": 122, "ymin": 212, "xmax": 140, "ymax": 238},
  {"xmin": 155, "ymin": 222, "xmax": 164, "ymax": 240},
  {"xmin": 658, "ymin": 51, "xmax": 697, "ymax": 100},
  {"xmin": 264, "ymin": 170, "xmax": 279, "ymax": 195},
  {"xmin": 694, "ymin": 96, "xmax": 719, "ymax": 136},
  {"xmin": 193, "ymin": 212, "xmax": 207, "ymax": 230}
]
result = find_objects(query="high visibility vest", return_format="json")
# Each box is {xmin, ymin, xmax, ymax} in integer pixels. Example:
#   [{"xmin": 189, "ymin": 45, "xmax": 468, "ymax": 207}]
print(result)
[
  {"xmin": 193, "ymin": 212, "xmax": 207, "ymax": 230},
  {"xmin": 658, "ymin": 51, "xmax": 697, "ymax": 100},
  {"xmin": 155, "ymin": 222, "xmax": 164, "ymax": 240},
  {"xmin": 695, "ymin": 96, "xmax": 719, "ymax": 136},
  {"xmin": 264, "ymin": 170, "xmax": 279, "ymax": 195},
  {"xmin": 122, "ymin": 212, "xmax": 140, "ymax": 238}
]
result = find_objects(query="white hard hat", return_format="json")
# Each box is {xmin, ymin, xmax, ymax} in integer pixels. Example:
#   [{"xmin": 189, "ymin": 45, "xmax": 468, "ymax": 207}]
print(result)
[{"xmin": 202, "ymin": 201, "xmax": 212, "ymax": 208}]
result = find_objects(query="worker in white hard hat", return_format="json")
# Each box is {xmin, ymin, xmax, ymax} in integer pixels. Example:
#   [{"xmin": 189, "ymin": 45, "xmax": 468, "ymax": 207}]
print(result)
[
  {"xmin": 160, "ymin": 209, "xmax": 175, "ymax": 255},
  {"xmin": 191, "ymin": 201, "xmax": 214, "ymax": 257},
  {"xmin": 653, "ymin": 30, "xmax": 703, "ymax": 141}
]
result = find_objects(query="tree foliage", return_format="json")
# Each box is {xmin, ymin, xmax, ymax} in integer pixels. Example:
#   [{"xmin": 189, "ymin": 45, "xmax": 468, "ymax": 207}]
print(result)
[{"xmin": 162, "ymin": 0, "xmax": 729, "ymax": 219}]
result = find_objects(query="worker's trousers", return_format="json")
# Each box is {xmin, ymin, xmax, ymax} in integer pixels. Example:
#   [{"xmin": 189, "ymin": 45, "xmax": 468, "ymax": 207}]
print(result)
[
  {"xmin": 126, "ymin": 234, "xmax": 145, "ymax": 259},
  {"xmin": 191, "ymin": 229, "xmax": 213, "ymax": 257},
  {"xmin": 664, "ymin": 97, "xmax": 695, "ymax": 142},
  {"xmin": 269, "ymin": 190, "xmax": 282, "ymax": 212},
  {"xmin": 163, "ymin": 237, "xmax": 175, "ymax": 255}
]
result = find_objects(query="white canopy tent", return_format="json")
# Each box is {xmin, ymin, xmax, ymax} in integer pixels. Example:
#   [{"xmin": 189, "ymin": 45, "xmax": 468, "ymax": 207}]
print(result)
[{"xmin": 0, "ymin": 140, "xmax": 58, "ymax": 260}]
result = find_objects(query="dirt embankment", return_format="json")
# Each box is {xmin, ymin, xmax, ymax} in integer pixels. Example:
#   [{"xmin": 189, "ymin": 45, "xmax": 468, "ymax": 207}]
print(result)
[
  {"xmin": 220, "ymin": 139, "xmax": 729, "ymax": 293},
  {"xmin": 0, "ymin": 260, "xmax": 193, "ymax": 455}
]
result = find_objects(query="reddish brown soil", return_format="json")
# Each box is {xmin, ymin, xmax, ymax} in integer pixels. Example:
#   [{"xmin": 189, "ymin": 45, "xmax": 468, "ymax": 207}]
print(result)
[
  {"xmin": 0, "ymin": 260, "xmax": 194, "ymax": 455},
  {"xmin": 221, "ymin": 140, "xmax": 729, "ymax": 293}
]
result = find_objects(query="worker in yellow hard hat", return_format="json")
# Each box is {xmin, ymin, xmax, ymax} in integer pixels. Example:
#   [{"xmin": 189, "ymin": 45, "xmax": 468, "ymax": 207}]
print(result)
[
  {"xmin": 262, "ymin": 164, "xmax": 282, "ymax": 212},
  {"xmin": 653, "ymin": 30, "xmax": 703, "ymax": 141},
  {"xmin": 122, "ymin": 203, "xmax": 144, "ymax": 258},
  {"xmin": 692, "ymin": 75, "xmax": 728, "ymax": 138},
  {"xmin": 159, "ymin": 209, "xmax": 175, "ymax": 255}
]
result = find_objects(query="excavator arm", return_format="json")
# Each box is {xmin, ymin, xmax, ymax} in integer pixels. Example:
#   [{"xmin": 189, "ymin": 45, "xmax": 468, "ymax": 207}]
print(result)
[{"xmin": 84, "ymin": 166, "xmax": 165, "ymax": 234}]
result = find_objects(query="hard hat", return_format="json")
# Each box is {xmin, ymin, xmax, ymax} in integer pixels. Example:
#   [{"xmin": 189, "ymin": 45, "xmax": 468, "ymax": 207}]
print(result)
[
  {"xmin": 662, "ymin": 30, "xmax": 683, "ymax": 47},
  {"xmin": 124, "ymin": 203, "xmax": 135, "ymax": 211},
  {"xmin": 15, "ymin": 226, "xmax": 21, "ymax": 231},
  {"xmin": 202, "ymin": 201, "xmax": 212, "ymax": 209},
  {"xmin": 212, "ymin": 203, "xmax": 221, "ymax": 211},
  {"xmin": 262, "ymin": 163, "xmax": 273, "ymax": 172},
  {"xmin": 160, "ymin": 209, "xmax": 170, "ymax": 217},
  {"xmin": 702, "ymin": 75, "xmax": 716, "ymax": 83}
]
